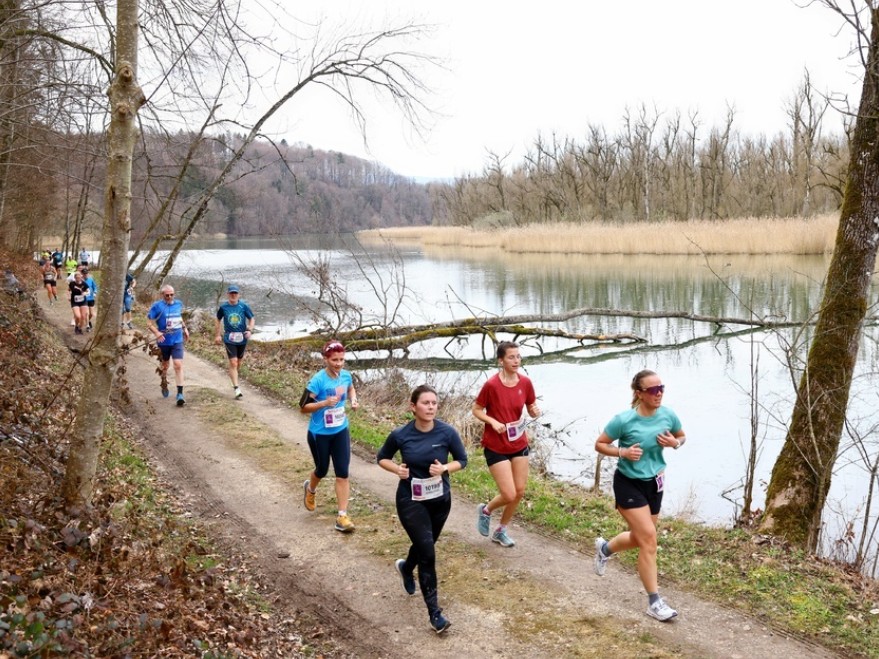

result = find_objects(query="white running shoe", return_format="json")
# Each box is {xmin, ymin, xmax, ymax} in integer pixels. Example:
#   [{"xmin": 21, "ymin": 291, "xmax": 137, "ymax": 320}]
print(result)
[
  {"xmin": 646, "ymin": 597, "xmax": 678, "ymax": 622},
  {"xmin": 594, "ymin": 537, "xmax": 610, "ymax": 576}
]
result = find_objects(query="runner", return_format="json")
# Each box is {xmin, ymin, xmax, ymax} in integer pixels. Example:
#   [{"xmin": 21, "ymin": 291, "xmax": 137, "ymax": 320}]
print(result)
[
  {"xmin": 82, "ymin": 267, "xmax": 98, "ymax": 331},
  {"xmin": 67, "ymin": 271, "xmax": 89, "ymax": 334},
  {"xmin": 122, "ymin": 272, "xmax": 136, "ymax": 330},
  {"xmin": 214, "ymin": 284, "xmax": 255, "ymax": 399},
  {"xmin": 64, "ymin": 255, "xmax": 78, "ymax": 277},
  {"xmin": 146, "ymin": 285, "xmax": 190, "ymax": 406},
  {"xmin": 51, "ymin": 248, "xmax": 63, "ymax": 278},
  {"xmin": 473, "ymin": 341, "xmax": 540, "ymax": 548},
  {"xmin": 78, "ymin": 247, "xmax": 90, "ymax": 267},
  {"xmin": 299, "ymin": 340, "xmax": 359, "ymax": 533},
  {"xmin": 41, "ymin": 260, "xmax": 58, "ymax": 304},
  {"xmin": 377, "ymin": 384, "xmax": 466, "ymax": 634},
  {"xmin": 593, "ymin": 369, "xmax": 686, "ymax": 622}
]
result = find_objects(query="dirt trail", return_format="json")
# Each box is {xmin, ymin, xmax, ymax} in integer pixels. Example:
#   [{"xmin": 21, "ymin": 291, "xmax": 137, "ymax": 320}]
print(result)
[{"xmin": 43, "ymin": 297, "xmax": 837, "ymax": 658}]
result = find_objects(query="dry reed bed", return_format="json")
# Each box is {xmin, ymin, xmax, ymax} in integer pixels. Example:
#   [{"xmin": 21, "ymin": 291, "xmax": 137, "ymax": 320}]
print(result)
[{"xmin": 360, "ymin": 214, "xmax": 838, "ymax": 255}]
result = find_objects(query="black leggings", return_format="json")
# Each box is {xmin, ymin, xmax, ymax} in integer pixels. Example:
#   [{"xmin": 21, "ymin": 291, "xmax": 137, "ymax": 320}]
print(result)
[{"xmin": 396, "ymin": 494, "xmax": 451, "ymax": 617}]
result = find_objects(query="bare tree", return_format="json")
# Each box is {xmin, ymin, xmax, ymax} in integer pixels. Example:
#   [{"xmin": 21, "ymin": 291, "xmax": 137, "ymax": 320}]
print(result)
[
  {"xmin": 786, "ymin": 69, "xmax": 829, "ymax": 217},
  {"xmin": 61, "ymin": 0, "xmax": 144, "ymax": 507},
  {"xmin": 759, "ymin": 2, "xmax": 879, "ymax": 550}
]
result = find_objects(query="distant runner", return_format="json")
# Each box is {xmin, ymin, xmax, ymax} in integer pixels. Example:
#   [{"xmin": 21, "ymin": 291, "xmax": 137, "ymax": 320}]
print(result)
[
  {"xmin": 214, "ymin": 284, "xmax": 255, "ymax": 399},
  {"xmin": 146, "ymin": 285, "xmax": 190, "ymax": 407},
  {"xmin": 41, "ymin": 260, "xmax": 58, "ymax": 304}
]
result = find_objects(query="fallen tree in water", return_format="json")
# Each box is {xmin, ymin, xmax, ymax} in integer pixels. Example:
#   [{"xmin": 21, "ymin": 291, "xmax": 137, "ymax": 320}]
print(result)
[{"xmin": 279, "ymin": 306, "xmax": 811, "ymax": 357}]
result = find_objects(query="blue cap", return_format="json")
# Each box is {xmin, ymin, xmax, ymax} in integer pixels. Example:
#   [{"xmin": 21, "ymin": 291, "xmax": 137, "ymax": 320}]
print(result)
[{"xmin": 227, "ymin": 285, "xmax": 239, "ymax": 293}]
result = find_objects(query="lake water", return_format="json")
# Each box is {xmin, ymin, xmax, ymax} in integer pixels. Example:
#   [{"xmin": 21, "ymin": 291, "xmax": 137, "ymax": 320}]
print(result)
[{"xmin": 151, "ymin": 236, "xmax": 879, "ymax": 560}]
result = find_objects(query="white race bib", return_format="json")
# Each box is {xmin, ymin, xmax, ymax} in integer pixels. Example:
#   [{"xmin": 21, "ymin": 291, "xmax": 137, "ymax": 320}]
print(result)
[
  {"xmin": 73, "ymin": 295, "xmax": 84, "ymax": 303},
  {"xmin": 166, "ymin": 317, "xmax": 183, "ymax": 330},
  {"xmin": 411, "ymin": 475, "xmax": 443, "ymax": 501},
  {"xmin": 655, "ymin": 472, "xmax": 665, "ymax": 492},
  {"xmin": 228, "ymin": 332, "xmax": 244, "ymax": 343},
  {"xmin": 505, "ymin": 417, "xmax": 528, "ymax": 442},
  {"xmin": 323, "ymin": 406, "xmax": 346, "ymax": 428}
]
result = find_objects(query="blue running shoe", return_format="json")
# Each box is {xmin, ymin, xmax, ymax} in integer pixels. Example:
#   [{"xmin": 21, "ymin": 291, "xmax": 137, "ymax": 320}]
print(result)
[
  {"xmin": 395, "ymin": 559, "xmax": 416, "ymax": 595},
  {"xmin": 429, "ymin": 611, "xmax": 451, "ymax": 634},
  {"xmin": 161, "ymin": 384, "xmax": 169, "ymax": 398},
  {"xmin": 477, "ymin": 503, "xmax": 491, "ymax": 537},
  {"xmin": 491, "ymin": 527, "xmax": 516, "ymax": 548},
  {"xmin": 176, "ymin": 392, "xmax": 185, "ymax": 407}
]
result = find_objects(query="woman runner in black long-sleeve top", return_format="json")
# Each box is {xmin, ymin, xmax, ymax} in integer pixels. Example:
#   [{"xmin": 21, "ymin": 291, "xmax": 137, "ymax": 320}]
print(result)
[{"xmin": 377, "ymin": 384, "xmax": 468, "ymax": 634}]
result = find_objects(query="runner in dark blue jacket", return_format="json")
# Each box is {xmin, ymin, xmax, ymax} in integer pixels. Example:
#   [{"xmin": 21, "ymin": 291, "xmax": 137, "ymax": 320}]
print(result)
[{"xmin": 377, "ymin": 384, "xmax": 468, "ymax": 634}]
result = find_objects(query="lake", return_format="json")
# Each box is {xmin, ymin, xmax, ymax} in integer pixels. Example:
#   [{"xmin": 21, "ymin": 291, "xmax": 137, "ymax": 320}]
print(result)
[{"xmin": 152, "ymin": 235, "xmax": 879, "ymax": 561}]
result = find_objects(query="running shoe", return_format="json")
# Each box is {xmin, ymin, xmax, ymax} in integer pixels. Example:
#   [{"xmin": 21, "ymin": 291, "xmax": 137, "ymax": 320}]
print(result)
[
  {"xmin": 126, "ymin": 322, "xmax": 133, "ymax": 330},
  {"xmin": 477, "ymin": 503, "xmax": 491, "ymax": 537},
  {"xmin": 395, "ymin": 559, "xmax": 416, "ymax": 595},
  {"xmin": 303, "ymin": 480, "xmax": 315, "ymax": 512},
  {"xmin": 646, "ymin": 597, "xmax": 678, "ymax": 622},
  {"xmin": 429, "ymin": 612, "xmax": 451, "ymax": 635},
  {"xmin": 491, "ymin": 527, "xmax": 515, "ymax": 548},
  {"xmin": 594, "ymin": 537, "xmax": 610, "ymax": 576},
  {"xmin": 234, "ymin": 387, "xmax": 243, "ymax": 400},
  {"xmin": 74, "ymin": 327, "xmax": 82, "ymax": 334},
  {"xmin": 334, "ymin": 514, "xmax": 355, "ymax": 533},
  {"xmin": 161, "ymin": 384, "xmax": 169, "ymax": 398},
  {"xmin": 176, "ymin": 393, "xmax": 185, "ymax": 407}
]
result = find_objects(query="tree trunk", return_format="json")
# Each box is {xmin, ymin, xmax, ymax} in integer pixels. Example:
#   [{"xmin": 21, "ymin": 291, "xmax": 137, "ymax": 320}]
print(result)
[
  {"xmin": 759, "ymin": 7, "xmax": 879, "ymax": 550},
  {"xmin": 61, "ymin": 0, "xmax": 143, "ymax": 507}
]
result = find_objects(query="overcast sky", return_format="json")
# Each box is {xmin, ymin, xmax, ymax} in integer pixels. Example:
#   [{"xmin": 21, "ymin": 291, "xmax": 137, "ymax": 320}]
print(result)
[{"xmin": 259, "ymin": 0, "xmax": 862, "ymax": 180}]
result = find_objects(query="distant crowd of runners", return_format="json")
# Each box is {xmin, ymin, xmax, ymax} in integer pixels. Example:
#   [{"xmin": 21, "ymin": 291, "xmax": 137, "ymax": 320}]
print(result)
[
  {"xmin": 27, "ymin": 256, "xmax": 688, "ymax": 634},
  {"xmin": 37, "ymin": 247, "xmax": 97, "ymax": 335}
]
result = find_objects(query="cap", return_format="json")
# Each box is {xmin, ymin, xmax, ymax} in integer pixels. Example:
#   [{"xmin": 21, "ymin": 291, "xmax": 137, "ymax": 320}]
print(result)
[{"xmin": 227, "ymin": 285, "xmax": 239, "ymax": 294}]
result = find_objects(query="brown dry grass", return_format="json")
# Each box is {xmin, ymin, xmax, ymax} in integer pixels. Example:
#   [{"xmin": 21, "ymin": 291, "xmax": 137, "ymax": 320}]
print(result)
[{"xmin": 360, "ymin": 214, "xmax": 838, "ymax": 255}]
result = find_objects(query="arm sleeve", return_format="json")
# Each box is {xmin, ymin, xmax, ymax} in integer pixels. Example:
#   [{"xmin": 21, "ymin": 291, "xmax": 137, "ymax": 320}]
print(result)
[
  {"xmin": 376, "ymin": 430, "xmax": 399, "ymax": 463},
  {"xmin": 448, "ymin": 427, "xmax": 468, "ymax": 469}
]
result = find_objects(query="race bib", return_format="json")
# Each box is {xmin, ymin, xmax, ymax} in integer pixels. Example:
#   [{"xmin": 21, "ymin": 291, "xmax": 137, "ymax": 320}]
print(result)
[
  {"xmin": 505, "ymin": 417, "xmax": 528, "ymax": 441},
  {"xmin": 73, "ymin": 294, "xmax": 84, "ymax": 303},
  {"xmin": 165, "ymin": 317, "xmax": 183, "ymax": 330},
  {"xmin": 655, "ymin": 472, "xmax": 665, "ymax": 492},
  {"xmin": 411, "ymin": 475, "xmax": 443, "ymax": 501},
  {"xmin": 228, "ymin": 332, "xmax": 244, "ymax": 343},
  {"xmin": 323, "ymin": 406, "xmax": 346, "ymax": 428}
]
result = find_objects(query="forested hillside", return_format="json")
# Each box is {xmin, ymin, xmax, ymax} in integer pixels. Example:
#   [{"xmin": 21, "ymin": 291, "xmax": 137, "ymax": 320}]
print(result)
[{"xmin": 128, "ymin": 134, "xmax": 437, "ymax": 238}]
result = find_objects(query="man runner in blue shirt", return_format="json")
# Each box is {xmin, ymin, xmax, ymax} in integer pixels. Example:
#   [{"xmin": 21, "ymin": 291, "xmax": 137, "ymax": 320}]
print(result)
[{"xmin": 214, "ymin": 284, "xmax": 255, "ymax": 399}]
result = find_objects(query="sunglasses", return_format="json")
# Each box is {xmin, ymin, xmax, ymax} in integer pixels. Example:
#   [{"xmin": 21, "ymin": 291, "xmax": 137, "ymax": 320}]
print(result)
[{"xmin": 641, "ymin": 385, "xmax": 665, "ymax": 395}]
